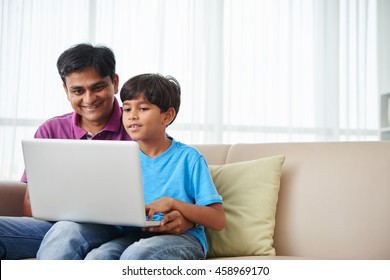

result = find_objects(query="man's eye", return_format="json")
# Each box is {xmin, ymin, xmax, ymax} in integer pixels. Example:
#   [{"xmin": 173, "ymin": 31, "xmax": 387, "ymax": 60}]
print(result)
[
  {"xmin": 94, "ymin": 85, "xmax": 105, "ymax": 91},
  {"xmin": 140, "ymin": 107, "xmax": 149, "ymax": 111},
  {"xmin": 72, "ymin": 89, "xmax": 83, "ymax": 95},
  {"xmin": 123, "ymin": 108, "xmax": 131, "ymax": 112}
]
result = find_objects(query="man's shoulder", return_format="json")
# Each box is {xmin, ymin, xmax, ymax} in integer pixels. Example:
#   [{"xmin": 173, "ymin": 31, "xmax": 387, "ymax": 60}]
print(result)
[
  {"xmin": 35, "ymin": 112, "xmax": 75, "ymax": 138},
  {"xmin": 44, "ymin": 112, "xmax": 74, "ymax": 124}
]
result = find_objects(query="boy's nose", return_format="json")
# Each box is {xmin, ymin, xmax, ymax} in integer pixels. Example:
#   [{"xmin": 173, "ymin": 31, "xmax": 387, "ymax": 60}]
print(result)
[{"xmin": 130, "ymin": 112, "xmax": 138, "ymax": 120}]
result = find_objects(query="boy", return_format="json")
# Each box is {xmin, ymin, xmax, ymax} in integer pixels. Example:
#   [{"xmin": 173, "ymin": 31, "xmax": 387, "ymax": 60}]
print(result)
[{"xmin": 36, "ymin": 74, "xmax": 226, "ymax": 259}]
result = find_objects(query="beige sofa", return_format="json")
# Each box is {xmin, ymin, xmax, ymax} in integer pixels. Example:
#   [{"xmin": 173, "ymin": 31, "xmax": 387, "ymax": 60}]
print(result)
[{"xmin": 1, "ymin": 141, "xmax": 389, "ymax": 259}]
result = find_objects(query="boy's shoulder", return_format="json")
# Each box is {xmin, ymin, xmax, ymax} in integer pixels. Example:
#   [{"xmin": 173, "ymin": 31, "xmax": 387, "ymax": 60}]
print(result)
[
  {"xmin": 173, "ymin": 139, "xmax": 200, "ymax": 154},
  {"xmin": 170, "ymin": 139, "xmax": 204, "ymax": 159}
]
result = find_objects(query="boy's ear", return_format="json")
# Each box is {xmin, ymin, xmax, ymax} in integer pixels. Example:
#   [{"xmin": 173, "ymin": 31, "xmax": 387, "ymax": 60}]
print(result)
[{"xmin": 164, "ymin": 107, "xmax": 176, "ymax": 126}]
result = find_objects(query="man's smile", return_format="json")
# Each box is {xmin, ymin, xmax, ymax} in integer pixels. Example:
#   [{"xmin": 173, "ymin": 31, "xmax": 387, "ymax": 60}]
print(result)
[{"xmin": 81, "ymin": 102, "xmax": 103, "ymax": 110}]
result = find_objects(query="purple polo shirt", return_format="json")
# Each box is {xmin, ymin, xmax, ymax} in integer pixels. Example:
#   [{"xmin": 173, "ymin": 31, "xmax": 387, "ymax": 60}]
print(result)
[{"xmin": 21, "ymin": 98, "xmax": 132, "ymax": 183}]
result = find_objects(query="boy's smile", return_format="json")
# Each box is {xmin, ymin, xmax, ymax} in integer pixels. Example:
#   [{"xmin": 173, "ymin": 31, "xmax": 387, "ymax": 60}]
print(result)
[{"xmin": 127, "ymin": 123, "xmax": 142, "ymax": 132}]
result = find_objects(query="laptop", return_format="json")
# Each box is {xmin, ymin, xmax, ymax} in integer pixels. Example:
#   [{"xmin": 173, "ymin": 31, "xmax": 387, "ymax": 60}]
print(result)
[{"xmin": 21, "ymin": 138, "xmax": 160, "ymax": 227}]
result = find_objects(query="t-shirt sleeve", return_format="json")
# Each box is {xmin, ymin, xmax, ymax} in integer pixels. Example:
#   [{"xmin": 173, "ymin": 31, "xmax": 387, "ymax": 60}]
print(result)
[{"xmin": 191, "ymin": 155, "xmax": 223, "ymax": 206}]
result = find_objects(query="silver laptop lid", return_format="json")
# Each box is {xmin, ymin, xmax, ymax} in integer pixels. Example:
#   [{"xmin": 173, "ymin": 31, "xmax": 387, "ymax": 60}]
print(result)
[{"xmin": 22, "ymin": 139, "xmax": 159, "ymax": 227}]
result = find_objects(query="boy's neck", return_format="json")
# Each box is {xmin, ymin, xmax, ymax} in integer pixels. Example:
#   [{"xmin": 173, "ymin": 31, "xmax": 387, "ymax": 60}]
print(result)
[{"xmin": 138, "ymin": 137, "xmax": 172, "ymax": 158}]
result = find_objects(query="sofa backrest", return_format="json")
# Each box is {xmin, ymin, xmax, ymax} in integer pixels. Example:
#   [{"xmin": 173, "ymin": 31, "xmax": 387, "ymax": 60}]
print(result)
[{"xmin": 194, "ymin": 141, "xmax": 390, "ymax": 259}]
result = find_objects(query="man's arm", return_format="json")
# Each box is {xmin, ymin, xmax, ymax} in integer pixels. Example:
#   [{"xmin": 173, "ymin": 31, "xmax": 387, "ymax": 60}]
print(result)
[
  {"xmin": 23, "ymin": 186, "xmax": 32, "ymax": 217},
  {"xmin": 146, "ymin": 210, "xmax": 194, "ymax": 234},
  {"xmin": 146, "ymin": 197, "xmax": 226, "ymax": 231}
]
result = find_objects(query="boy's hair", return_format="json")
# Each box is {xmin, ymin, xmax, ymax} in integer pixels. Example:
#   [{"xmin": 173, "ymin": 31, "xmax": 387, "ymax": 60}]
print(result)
[
  {"xmin": 120, "ymin": 73, "xmax": 181, "ymax": 125},
  {"xmin": 57, "ymin": 43, "xmax": 116, "ymax": 84}
]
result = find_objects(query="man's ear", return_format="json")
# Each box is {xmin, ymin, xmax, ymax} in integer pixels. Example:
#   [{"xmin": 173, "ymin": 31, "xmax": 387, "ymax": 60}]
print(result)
[
  {"xmin": 113, "ymin": 74, "xmax": 119, "ymax": 94},
  {"xmin": 164, "ymin": 107, "xmax": 176, "ymax": 126}
]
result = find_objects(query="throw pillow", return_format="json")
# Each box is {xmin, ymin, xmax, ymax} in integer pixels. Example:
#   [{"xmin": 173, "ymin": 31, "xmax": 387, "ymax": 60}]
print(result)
[{"xmin": 206, "ymin": 155, "xmax": 285, "ymax": 258}]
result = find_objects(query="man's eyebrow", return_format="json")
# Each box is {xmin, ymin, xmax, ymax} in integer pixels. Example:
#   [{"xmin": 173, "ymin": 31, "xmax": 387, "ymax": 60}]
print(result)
[
  {"xmin": 92, "ymin": 81, "xmax": 108, "ymax": 87},
  {"xmin": 68, "ymin": 81, "xmax": 108, "ymax": 90},
  {"xmin": 68, "ymin": 85, "xmax": 83, "ymax": 90}
]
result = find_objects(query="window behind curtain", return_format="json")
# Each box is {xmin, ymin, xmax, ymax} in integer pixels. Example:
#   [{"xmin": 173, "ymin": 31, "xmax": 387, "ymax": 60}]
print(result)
[{"xmin": 0, "ymin": 0, "xmax": 378, "ymax": 180}]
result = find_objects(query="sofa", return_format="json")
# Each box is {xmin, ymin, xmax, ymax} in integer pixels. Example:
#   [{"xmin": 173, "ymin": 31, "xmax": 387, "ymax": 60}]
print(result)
[{"xmin": 1, "ymin": 141, "xmax": 389, "ymax": 259}]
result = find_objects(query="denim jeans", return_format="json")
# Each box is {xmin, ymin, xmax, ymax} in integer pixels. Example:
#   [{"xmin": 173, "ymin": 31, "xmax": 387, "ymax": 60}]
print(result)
[
  {"xmin": 87, "ymin": 233, "xmax": 205, "ymax": 260},
  {"xmin": 37, "ymin": 221, "xmax": 127, "ymax": 260},
  {"xmin": 37, "ymin": 221, "xmax": 205, "ymax": 260},
  {"xmin": 0, "ymin": 216, "xmax": 53, "ymax": 259}
]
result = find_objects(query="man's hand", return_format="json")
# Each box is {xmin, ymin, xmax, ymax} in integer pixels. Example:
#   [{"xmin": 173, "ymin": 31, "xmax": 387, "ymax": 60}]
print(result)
[{"xmin": 146, "ymin": 210, "xmax": 194, "ymax": 235}]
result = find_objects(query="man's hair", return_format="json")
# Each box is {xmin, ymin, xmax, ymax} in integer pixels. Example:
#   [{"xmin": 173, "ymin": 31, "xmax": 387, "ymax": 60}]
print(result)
[
  {"xmin": 57, "ymin": 43, "xmax": 116, "ymax": 84},
  {"xmin": 120, "ymin": 73, "xmax": 181, "ymax": 125}
]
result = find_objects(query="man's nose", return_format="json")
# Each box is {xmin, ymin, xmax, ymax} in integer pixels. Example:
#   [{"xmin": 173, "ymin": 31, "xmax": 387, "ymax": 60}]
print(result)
[{"xmin": 83, "ymin": 91, "xmax": 96, "ymax": 104}]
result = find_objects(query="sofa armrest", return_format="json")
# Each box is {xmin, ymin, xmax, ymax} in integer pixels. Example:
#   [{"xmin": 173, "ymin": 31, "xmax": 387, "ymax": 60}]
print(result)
[{"xmin": 0, "ymin": 180, "xmax": 26, "ymax": 216}]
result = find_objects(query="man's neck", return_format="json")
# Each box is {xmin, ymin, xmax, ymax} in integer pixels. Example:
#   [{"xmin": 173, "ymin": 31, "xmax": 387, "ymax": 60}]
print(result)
[{"xmin": 78, "ymin": 118, "xmax": 109, "ymax": 135}]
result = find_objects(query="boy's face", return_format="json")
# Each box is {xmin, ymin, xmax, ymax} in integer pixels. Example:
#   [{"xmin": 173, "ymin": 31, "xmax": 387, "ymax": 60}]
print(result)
[
  {"xmin": 122, "ymin": 94, "xmax": 174, "ymax": 142},
  {"xmin": 63, "ymin": 67, "xmax": 119, "ymax": 133}
]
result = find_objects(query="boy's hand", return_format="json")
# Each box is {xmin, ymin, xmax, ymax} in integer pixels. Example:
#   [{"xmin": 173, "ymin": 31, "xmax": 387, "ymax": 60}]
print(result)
[
  {"xmin": 145, "ymin": 210, "xmax": 195, "ymax": 234},
  {"xmin": 145, "ymin": 196, "xmax": 174, "ymax": 222}
]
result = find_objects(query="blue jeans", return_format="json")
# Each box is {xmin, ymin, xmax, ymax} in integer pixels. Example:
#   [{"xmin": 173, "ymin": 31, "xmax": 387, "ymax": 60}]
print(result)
[
  {"xmin": 87, "ymin": 233, "xmax": 205, "ymax": 260},
  {"xmin": 37, "ymin": 221, "xmax": 127, "ymax": 260},
  {"xmin": 0, "ymin": 216, "xmax": 53, "ymax": 259},
  {"xmin": 37, "ymin": 221, "xmax": 205, "ymax": 260}
]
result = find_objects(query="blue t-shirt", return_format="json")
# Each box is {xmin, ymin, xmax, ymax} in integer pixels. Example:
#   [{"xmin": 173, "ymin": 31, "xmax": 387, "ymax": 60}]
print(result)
[{"xmin": 140, "ymin": 138, "xmax": 223, "ymax": 254}]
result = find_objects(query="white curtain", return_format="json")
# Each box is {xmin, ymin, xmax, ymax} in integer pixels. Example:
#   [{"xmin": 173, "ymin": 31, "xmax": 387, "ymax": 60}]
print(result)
[{"xmin": 0, "ymin": 0, "xmax": 378, "ymax": 180}]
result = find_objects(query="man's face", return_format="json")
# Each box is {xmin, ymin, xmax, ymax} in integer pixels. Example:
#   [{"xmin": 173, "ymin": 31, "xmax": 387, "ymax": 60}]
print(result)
[{"xmin": 63, "ymin": 67, "xmax": 119, "ymax": 133}]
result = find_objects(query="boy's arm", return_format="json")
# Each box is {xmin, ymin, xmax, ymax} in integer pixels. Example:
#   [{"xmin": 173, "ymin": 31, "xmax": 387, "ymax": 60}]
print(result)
[{"xmin": 146, "ymin": 197, "xmax": 226, "ymax": 231}]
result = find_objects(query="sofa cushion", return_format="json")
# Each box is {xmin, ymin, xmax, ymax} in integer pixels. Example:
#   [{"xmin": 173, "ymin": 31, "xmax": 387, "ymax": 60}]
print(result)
[{"xmin": 206, "ymin": 155, "xmax": 285, "ymax": 258}]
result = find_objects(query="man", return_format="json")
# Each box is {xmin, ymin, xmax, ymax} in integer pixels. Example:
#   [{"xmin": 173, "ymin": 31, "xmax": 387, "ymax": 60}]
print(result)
[{"xmin": 0, "ymin": 43, "xmax": 193, "ymax": 260}]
